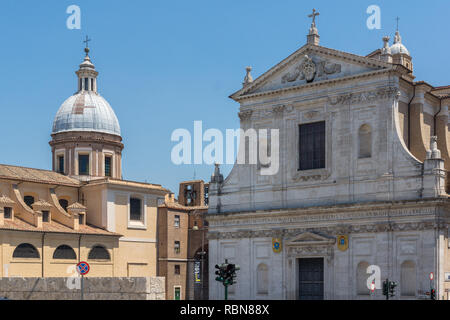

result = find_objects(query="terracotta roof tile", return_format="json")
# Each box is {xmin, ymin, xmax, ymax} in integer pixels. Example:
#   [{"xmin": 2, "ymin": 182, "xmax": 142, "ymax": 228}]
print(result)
[
  {"xmin": 0, "ymin": 217, "xmax": 121, "ymax": 236},
  {"xmin": 0, "ymin": 164, "xmax": 80, "ymax": 186}
]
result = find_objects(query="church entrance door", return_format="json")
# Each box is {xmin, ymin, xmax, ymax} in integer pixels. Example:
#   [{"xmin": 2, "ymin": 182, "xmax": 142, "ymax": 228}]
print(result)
[{"xmin": 298, "ymin": 258, "xmax": 324, "ymax": 300}]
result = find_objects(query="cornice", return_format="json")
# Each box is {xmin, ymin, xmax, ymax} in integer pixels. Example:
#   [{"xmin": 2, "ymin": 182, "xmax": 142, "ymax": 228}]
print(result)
[
  {"xmin": 234, "ymin": 69, "xmax": 395, "ymax": 102},
  {"xmin": 207, "ymin": 220, "xmax": 448, "ymax": 240}
]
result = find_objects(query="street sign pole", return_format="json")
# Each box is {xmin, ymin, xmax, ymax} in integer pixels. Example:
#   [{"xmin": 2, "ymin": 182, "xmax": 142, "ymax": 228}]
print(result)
[
  {"xmin": 224, "ymin": 282, "xmax": 228, "ymax": 301},
  {"xmin": 76, "ymin": 261, "xmax": 90, "ymax": 301},
  {"xmin": 81, "ymin": 275, "xmax": 84, "ymax": 300}
]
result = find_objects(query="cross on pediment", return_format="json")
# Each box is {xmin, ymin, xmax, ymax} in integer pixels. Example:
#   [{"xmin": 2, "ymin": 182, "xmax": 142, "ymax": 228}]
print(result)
[{"xmin": 308, "ymin": 8, "xmax": 320, "ymax": 27}]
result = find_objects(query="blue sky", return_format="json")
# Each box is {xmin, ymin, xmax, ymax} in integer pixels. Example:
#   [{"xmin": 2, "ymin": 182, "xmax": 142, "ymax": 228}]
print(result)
[{"xmin": 0, "ymin": 0, "xmax": 448, "ymax": 195}]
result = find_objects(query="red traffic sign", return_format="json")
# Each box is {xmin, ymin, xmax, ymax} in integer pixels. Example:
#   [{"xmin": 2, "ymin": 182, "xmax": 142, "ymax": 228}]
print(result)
[
  {"xmin": 430, "ymin": 272, "xmax": 434, "ymax": 281},
  {"xmin": 76, "ymin": 261, "xmax": 90, "ymax": 276},
  {"xmin": 370, "ymin": 281, "xmax": 376, "ymax": 292}
]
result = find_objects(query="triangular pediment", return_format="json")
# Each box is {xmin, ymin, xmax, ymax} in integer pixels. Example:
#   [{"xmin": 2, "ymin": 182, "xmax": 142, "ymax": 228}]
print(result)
[
  {"xmin": 286, "ymin": 232, "xmax": 335, "ymax": 246},
  {"xmin": 231, "ymin": 44, "xmax": 393, "ymax": 100}
]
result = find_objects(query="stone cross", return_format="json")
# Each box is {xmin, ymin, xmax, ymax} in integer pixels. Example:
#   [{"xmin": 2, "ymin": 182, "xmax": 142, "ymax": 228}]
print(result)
[
  {"xmin": 83, "ymin": 35, "xmax": 91, "ymax": 48},
  {"xmin": 308, "ymin": 9, "xmax": 320, "ymax": 27}
]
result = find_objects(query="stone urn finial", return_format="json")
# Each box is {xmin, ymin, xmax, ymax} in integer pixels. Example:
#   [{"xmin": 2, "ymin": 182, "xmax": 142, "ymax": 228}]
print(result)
[{"xmin": 243, "ymin": 66, "xmax": 253, "ymax": 87}]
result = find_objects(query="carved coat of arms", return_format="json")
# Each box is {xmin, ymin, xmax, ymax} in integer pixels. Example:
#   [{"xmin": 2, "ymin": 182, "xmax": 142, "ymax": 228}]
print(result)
[{"xmin": 300, "ymin": 55, "xmax": 316, "ymax": 82}]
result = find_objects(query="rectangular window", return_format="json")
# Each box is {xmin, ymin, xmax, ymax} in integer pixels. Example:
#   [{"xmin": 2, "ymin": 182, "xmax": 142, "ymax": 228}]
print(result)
[
  {"xmin": 175, "ymin": 265, "xmax": 180, "ymax": 275},
  {"xmin": 130, "ymin": 198, "xmax": 142, "ymax": 221},
  {"xmin": 4, "ymin": 207, "xmax": 12, "ymax": 219},
  {"xmin": 174, "ymin": 215, "xmax": 180, "ymax": 228},
  {"xmin": 42, "ymin": 211, "xmax": 49, "ymax": 223},
  {"xmin": 299, "ymin": 121, "xmax": 326, "ymax": 171},
  {"xmin": 78, "ymin": 154, "xmax": 90, "ymax": 176},
  {"xmin": 57, "ymin": 155, "xmax": 64, "ymax": 174},
  {"xmin": 84, "ymin": 78, "xmax": 89, "ymax": 91},
  {"xmin": 105, "ymin": 156, "xmax": 112, "ymax": 177},
  {"xmin": 79, "ymin": 214, "xmax": 84, "ymax": 225},
  {"xmin": 174, "ymin": 241, "xmax": 180, "ymax": 254}
]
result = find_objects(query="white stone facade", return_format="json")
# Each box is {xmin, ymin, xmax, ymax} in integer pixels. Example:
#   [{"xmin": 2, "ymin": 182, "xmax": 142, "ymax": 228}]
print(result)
[{"xmin": 207, "ymin": 35, "xmax": 450, "ymax": 300}]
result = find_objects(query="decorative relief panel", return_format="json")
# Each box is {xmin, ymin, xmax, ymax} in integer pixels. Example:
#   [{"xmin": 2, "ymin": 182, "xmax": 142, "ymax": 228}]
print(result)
[
  {"xmin": 399, "ymin": 240, "xmax": 417, "ymax": 255},
  {"xmin": 328, "ymin": 87, "xmax": 400, "ymax": 106},
  {"xmin": 281, "ymin": 55, "xmax": 342, "ymax": 84}
]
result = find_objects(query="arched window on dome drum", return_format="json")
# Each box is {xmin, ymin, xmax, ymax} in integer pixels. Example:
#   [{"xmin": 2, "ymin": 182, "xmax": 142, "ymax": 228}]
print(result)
[
  {"xmin": 13, "ymin": 243, "xmax": 40, "ymax": 259},
  {"xmin": 105, "ymin": 156, "xmax": 112, "ymax": 177},
  {"xmin": 24, "ymin": 196, "xmax": 34, "ymax": 209},
  {"xmin": 78, "ymin": 154, "xmax": 90, "ymax": 176},
  {"xmin": 88, "ymin": 245, "xmax": 110, "ymax": 260},
  {"xmin": 59, "ymin": 199, "xmax": 69, "ymax": 212},
  {"xmin": 57, "ymin": 155, "xmax": 65, "ymax": 174},
  {"xmin": 53, "ymin": 245, "xmax": 77, "ymax": 260}
]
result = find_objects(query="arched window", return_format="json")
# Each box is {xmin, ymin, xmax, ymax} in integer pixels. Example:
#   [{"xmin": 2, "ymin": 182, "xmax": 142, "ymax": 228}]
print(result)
[
  {"xmin": 13, "ymin": 243, "xmax": 39, "ymax": 259},
  {"xmin": 53, "ymin": 245, "xmax": 76, "ymax": 260},
  {"xmin": 59, "ymin": 199, "xmax": 69, "ymax": 212},
  {"xmin": 256, "ymin": 263, "xmax": 269, "ymax": 294},
  {"xmin": 401, "ymin": 261, "xmax": 416, "ymax": 296},
  {"xmin": 356, "ymin": 261, "xmax": 370, "ymax": 295},
  {"xmin": 88, "ymin": 245, "xmax": 110, "ymax": 260},
  {"xmin": 24, "ymin": 196, "xmax": 35, "ymax": 209},
  {"xmin": 358, "ymin": 124, "xmax": 372, "ymax": 159}
]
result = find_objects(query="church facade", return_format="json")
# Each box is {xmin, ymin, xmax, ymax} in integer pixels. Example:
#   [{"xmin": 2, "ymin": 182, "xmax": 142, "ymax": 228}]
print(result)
[
  {"xmin": 0, "ymin": 46, "xmax": 169, "ymax": 278},
  {"xmin": 207, "ymin": 14, "xmax": 450, "ymax": 300}
]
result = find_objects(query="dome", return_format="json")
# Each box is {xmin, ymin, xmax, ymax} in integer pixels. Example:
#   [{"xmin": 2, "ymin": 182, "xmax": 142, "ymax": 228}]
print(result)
[
  {"xmin": 390, "ymin": 43, "xmax": 409, "ymax": 55},
  {"xmin": 52, "ymin": 91, "xmax": 121, "ymax": 136},
  {"xmin": 390, "ymin": 30, "xmax": 410, "ymax": 56}
]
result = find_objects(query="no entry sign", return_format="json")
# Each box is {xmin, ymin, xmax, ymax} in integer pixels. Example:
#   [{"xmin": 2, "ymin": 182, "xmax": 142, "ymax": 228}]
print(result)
[{"xmin": 76, "ymin": 261, "xmax": 90, "ymax": 276}]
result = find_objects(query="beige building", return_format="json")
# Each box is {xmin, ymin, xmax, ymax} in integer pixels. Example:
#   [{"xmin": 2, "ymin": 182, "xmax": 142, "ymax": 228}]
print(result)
[
  {"xmin": 0, "ymin": 46, "xmax": 169, "ymax": 278},
  {"xmin": 157, "ymin": 180, "xmax": 209, "ymax": 300}
]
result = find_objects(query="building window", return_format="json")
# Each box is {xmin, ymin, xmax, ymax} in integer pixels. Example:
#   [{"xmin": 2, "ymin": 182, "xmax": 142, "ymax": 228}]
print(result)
[
  {"xmin": 4, "ymin": 207, "xmax": 12, "ymax": 219},
  {"xmin": 78, "ymin": 154, "xmax": 90, "ymax": 176},
  {"xmin": 174, "ymin": 241, "xmax": 180, "ymax": 254},
  {"xmin": 257, "ymin": 263, "xmax": 269, "ymax": 294},
  {"xmin": 105, "ymin": 156, "xmax": 112, "ymax": 177},
  {"xmin": 42, "ymin": 210, "xmax": 49, "ymax": 222},
  {"xmin": 401, "ymin": 261, "xmax": 416, "ymax": 296},
  {"xmin": 24, "ymin": 196, "xmax": 35, "ymax": 209},
  {"xmin": 174, "ymin": 215, "xmax": 180, "ymax": 228},
  {"xmin": 13, "ymin": 243, "xmax": 39, "ymax": 259},
  {"xmin": 185, "ymin": 185, "xmax": 196, "ymax": 206},
  {"xmin": 204, "ymin": 185, "xmax": 209, "ymax": 206},
  {"xmin": 59, "ymin": 199, "xmax": 69, "ymax": 212},
  {"xmin": 358, "ymin": 124, "xmax": 372, "ymax": 159},
  {"xmin": 79, "ymin": 214, "xmax": 84, "ymax": 225},
  {"xmin": 84, "ymin": 78, "xmax": 89, "ymax": 91},
  {"xmin": 57, "ymin": 155, "xmax": 64, "ymax": 174},
  {"xmin": 175, "ymin": 265, "xmax": 181, "ymax": 275},
  {"xmin": 88, "ymin": 245, "xmax": 110, "ymax": 260},
  {"xmin": 53, "ymin": 245, "xmax": 76, "ymax": 260},
  {"xmin": 356, "ymin": 261, "xmax": 370, "ymax": 295},
  {"xmin": 130, "ymin": 198, "xmax": 143, "ymax": 221},
  {"xmin": 299, "ymin": 121, "xmax": 325, "ymax": 171}
]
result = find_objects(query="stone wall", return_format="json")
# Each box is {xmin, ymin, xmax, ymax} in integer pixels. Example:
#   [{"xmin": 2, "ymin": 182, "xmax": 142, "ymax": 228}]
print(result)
[{"xmin": 0, "ymin": 277, "xmax": 165, "ymax": 300}]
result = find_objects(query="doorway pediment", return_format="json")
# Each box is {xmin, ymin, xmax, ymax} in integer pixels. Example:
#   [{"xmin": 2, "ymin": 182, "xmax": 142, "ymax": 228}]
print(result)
[{"xmin": 286, "ymin": 231, "xmax": 335, "ymax": 246}]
